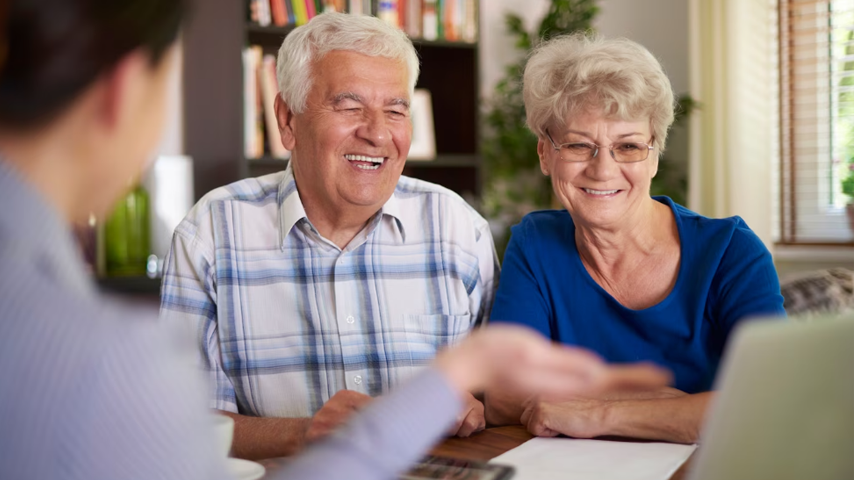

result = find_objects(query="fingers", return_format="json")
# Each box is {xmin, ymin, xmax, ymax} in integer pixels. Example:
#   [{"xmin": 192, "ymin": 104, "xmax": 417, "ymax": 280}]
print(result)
[
  {"xmin": 520, "ymin": 401, "xmax": 558, "ymax": 437},
  {"xmin": 327, "ymin": 389, "xmax": 373, "ymax": 409},
  {"xmin": 306, "ymin": 390, "xmax": 374, "ymax": 443},
  {"xmin": 455, "ymin": 407, "xmax": 485, "ymax": 437},
  {"xmin": 450, "ymin": 393, "xmax": 485, "ymax": 437}
]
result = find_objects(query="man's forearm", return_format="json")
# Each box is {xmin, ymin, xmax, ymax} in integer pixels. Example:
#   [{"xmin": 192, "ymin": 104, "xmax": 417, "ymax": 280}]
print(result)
[
  {"xmin": 217, "ymin": 410, "xmax": 311, "ymax": 460},
  {"xmin": 603, "ymin": 392, "xmax": 712, "ymax": 444}
]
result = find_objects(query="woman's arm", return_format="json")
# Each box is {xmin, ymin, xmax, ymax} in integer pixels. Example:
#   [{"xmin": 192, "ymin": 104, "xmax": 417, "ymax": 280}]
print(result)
[{"xmin": 521, "ymin": 391, "xmax": 711, "ymax": 444}]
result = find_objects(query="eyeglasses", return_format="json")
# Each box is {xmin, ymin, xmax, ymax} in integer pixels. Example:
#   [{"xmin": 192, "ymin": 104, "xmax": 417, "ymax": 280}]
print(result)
[{"xmin": 545, "ymin": 129, "xmax": 655, "ymax": 163}]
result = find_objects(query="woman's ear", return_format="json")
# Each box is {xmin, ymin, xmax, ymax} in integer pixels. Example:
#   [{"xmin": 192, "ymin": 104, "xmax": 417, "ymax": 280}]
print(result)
[
  {"xmin": 538, "ymin": 138, "xmax": 550, "ymax": 176},
  {"xmin": 275, "ymin": 94, "xmax": 297, "ymax": 151},
  {"xmin": 651, "ymin": 151, "xmax": 660, "ymax": 179}
]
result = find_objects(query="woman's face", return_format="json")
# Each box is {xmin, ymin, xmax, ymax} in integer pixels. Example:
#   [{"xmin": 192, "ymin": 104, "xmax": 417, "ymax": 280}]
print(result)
[{"xmin": 539, "ymin": 109, "xmax": 658, "ymax": 229}]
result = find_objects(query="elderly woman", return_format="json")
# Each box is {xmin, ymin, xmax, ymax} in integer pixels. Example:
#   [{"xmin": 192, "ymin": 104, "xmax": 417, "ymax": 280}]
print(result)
[{"xmin": 485, "ymin": 34, "xmax": 786, "ymax": 444}]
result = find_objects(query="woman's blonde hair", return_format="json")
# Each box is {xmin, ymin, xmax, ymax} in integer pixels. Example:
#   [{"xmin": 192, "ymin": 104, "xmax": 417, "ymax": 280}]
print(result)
[{"xmin": 523, "ymin": 33, "xmax": 675, "ymax": 152}]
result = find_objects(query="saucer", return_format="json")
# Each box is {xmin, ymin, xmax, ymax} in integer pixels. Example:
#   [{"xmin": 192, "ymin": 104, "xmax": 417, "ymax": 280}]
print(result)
[{"xmin": 226, "ymin": 458, "xmax": 266, "ymax": 480}]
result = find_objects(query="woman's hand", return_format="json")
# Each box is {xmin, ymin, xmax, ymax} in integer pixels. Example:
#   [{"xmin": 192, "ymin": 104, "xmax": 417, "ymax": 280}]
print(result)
[{"xmin": 520, "ymin": 397, "xmax": 611, "ymax": 438}]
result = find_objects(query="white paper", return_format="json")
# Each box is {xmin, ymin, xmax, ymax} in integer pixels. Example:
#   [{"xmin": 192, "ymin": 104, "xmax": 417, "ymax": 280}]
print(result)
[{"xmin": 490, "ymin": 437, "xmax": 696, "ymax": 480}]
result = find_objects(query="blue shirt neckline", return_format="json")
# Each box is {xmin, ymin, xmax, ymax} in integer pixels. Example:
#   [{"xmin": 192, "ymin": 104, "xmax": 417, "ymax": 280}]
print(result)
[{"xmin": 568, "ymin": 196, "xmax": 685, "ymax": 313}]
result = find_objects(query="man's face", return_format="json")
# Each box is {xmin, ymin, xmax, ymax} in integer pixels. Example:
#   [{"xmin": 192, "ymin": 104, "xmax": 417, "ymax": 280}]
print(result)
[{"xmin": 283, "ymin": 50, "xmax": 412, "ymax": 220}]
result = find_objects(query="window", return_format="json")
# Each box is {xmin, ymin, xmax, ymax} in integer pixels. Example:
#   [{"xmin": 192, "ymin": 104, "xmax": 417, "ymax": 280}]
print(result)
[{"xmin": 778, "ymin": 0, "xmax": 854, "ymax": 244}]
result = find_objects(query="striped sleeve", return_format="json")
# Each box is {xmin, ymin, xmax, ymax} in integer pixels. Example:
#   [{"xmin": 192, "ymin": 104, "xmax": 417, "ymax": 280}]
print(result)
[{"xmin": 160, "ymin": 220, "xmax": 237, "ymax": 412}]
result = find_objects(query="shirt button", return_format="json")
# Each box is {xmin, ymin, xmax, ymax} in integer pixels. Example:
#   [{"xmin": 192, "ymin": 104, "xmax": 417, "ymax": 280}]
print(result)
[
  {"xmin": 353, "ymin": 375, "xmax": 362, "ymax": 385},
  {"xmin": 346, "ymin": 315, "xmax": 355, "ymax": 324}
]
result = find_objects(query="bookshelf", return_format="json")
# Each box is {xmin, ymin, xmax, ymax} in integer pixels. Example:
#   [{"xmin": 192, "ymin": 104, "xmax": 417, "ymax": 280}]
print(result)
[{"xmin": 183, "ymin": 0, "xmax": 483, "ymax": 204}]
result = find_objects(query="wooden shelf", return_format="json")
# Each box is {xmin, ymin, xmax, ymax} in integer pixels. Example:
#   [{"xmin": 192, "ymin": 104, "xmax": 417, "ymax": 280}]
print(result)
[
  {"xmin": 97, "ymin": 276, "xmax": 161, "ymax": 296},
  {"xmin": 246, "ymin": 23, "xmax": 476, "ymax": 49},
  {"xmin": 406, "ymin": 154, "xmax": 479, "ymax": 168},
  {"xmin": 246, "ymin": 24, "xmax": 297, "ymax": 36}
]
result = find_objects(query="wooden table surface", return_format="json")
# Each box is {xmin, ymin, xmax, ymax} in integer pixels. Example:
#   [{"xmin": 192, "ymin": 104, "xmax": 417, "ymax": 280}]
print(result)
[{"xmin": 430, "ymin": 425, "xmax": 535, "ymax": 461}]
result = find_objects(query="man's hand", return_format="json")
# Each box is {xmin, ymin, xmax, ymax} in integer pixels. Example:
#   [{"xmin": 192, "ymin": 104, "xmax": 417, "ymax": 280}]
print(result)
[
  {"xmin": 305, "ymin": 390, "xmax": 373, "ymax": 443},
  {"xmin": 434, "ymin": 324, "xmax": 672, "ymax": 400},
  {"xmin": 520, "ymin": 397, "xmax": 609, "ymax": 438},
  {"xmin": 448, "ymin": 392, "xmax": 485, "ymax": 437}
]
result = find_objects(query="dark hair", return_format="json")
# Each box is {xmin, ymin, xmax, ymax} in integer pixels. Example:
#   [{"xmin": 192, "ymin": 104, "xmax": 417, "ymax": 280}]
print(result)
[{"xmin": 0, "ymin": 0, "xmax": 187, "ymax": 129}]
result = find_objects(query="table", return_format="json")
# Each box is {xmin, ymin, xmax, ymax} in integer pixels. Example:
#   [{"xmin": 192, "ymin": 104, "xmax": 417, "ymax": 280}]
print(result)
[
  {"xmin": 260, "ymin": 425, "xmax": 693, "ymax": 479},
  {"xmin": 430, "ymin": 425, "xmax": 693, "ymax": 480}
]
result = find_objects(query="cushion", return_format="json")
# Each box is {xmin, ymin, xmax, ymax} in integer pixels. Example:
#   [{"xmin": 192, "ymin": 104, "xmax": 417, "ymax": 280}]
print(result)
[{"xmin": 780, "ymin": 268, "xmax": 854, "ymax": 318}]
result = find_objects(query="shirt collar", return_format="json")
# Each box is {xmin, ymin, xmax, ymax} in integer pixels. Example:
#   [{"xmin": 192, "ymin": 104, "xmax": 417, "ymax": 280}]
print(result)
[
  {"xmin": 0, "ymin": 158, "xmax": 96, "ymax": 298},
  {"xmin": 277, "ymin": 162, "xmax": 409, "ymax": 245},
  {"xmin": 277, "ymin": 163, "xmax": 308, "ymax": 242}
]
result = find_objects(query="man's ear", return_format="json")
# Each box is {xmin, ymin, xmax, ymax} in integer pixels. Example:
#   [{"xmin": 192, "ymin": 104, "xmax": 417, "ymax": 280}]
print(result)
[
  {"xmin": 98, "ymin": 51, "xmax": 148, "ymax": 131},
  {"xmin": 275, "ymin": 94, "xmax": 297, "ymax": 151}
]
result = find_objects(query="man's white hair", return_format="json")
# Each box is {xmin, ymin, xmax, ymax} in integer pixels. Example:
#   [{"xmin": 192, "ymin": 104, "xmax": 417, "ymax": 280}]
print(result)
[{"xmin": 276, "ymin": 12, "xmax": 420, "ymax": 113}]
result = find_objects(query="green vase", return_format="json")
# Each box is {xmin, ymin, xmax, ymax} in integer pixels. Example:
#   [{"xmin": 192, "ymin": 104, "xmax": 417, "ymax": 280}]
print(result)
[{"xmin": 104, "ymin": 184, "xmax": 150, "ymax": 276}]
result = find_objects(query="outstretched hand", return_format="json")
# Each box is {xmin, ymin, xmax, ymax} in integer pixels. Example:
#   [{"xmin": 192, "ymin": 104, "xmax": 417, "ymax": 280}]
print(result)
[{"xmin": 434, "ymin": 325, "xmax": 671, "ymax": 401}]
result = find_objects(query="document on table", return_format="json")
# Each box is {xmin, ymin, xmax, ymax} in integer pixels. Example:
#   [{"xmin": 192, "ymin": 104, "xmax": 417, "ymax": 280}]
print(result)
[{"xmin": 489, "ymin": 437, "xmax": 697, "ymax": 480}]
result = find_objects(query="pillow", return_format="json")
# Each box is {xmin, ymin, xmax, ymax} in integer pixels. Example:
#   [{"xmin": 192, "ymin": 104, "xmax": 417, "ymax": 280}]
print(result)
[{"xmin": 780, "ymin": 268, "xmax": 854, "ymax": 318}]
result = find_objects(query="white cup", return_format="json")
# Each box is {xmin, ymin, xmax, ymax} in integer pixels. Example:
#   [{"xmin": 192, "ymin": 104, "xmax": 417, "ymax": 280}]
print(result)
[{"xmin": 212, "ymin": 414, "xmax": 235, "ymax": 459}]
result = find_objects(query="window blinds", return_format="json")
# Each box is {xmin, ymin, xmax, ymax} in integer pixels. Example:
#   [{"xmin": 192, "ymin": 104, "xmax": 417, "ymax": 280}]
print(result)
[{"xmin": 778, "ymin": 0, "xmax": 854, "ymax": 244}]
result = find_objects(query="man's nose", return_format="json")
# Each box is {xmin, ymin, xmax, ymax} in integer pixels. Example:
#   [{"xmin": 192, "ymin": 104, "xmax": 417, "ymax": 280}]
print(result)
[{"xmin": 356, "ymin": 110, "xmax": 390, "ymax": 146}]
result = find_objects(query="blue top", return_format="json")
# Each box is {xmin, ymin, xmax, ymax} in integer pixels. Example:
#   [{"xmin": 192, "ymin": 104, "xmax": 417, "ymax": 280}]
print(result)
[{"xmin": 491, "ymin": 197, "xmax": 786, "ymax": 393}]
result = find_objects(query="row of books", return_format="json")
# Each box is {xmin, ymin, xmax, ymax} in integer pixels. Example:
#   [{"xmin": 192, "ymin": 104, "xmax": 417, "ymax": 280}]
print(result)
[
  {"xmin": 249, "ymin": 0, "xmax": 478, "ymax": 43},
  {"xmin": 243, "ymin": 46, "xmax": 291, "ymax": 160}
]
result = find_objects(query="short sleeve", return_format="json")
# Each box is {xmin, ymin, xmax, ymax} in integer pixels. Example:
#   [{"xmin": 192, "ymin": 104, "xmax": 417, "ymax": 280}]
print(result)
[{"xmin": 489, "ymin": 218, "xmax": 553, "ymax": 339}]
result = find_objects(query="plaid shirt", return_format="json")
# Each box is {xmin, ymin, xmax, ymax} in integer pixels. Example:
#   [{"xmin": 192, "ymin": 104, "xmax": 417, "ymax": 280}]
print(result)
[{"xmin": 160, "ymin": 165, "xmax": 497, "ymax": 417}]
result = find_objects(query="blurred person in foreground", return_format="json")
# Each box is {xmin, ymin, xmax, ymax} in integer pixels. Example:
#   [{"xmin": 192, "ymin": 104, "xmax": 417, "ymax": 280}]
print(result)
[
  {"xmin": 0, "ymin": 2, "xmax": 670, "ymax": 479},
  {"xmin": 485, "ymin": 34, "xmax": 786, "ymax": 444},
  {"xmin": 160, "ymin": 12, "xmax": 498, "ymax": 459}
]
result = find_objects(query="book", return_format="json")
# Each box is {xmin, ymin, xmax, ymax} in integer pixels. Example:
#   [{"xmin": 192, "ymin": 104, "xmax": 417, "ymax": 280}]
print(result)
[
  {"xmin": 291, "ymin": 0, "xmax": 309, "ymax": 25},
  {"xmin": 377, "ymin": 0, "xmax": 397, "ymax": 27},
  {"xmin": 463, "ymin": 0, "xmax": 477, "ymax": 42},
  {"xmin": 252, "ymin": 0, "xmax": 273, "ymax": 26},
  {"xmin": 405, "ymin": 0, "xmax": 422, "ymax": 38},
  {"xmin": 242, "ymin": 46, "xmax": 265, "ymax": 159},
  {"xmin": 443, "ymin": 0, "xmax": 456, "ymax": 41},
  {"xmin": 260, "ymin": 55, "xmax": 290, "ymax": 159},
  {"xmin": 304, "ymin": 0, "xmax": 317, "ymax": 20},
  {"xmin": 423, "ymin": 0, "xmax": 438, "ymax": 40},
  {"xmin": 270, "ymin": 0, "xmax": 288, "ymax": 26}
]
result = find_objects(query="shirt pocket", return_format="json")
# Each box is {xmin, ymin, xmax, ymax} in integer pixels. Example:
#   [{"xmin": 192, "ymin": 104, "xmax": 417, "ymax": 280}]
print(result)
[{"xmin": 401, "ymin": 313, "xmax": 474, "ymax": 356}]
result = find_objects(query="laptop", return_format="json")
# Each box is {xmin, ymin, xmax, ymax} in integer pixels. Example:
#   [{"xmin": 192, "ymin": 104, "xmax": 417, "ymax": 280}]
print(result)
[{"xmin": 687, "ymin": 313, "xmax": 854, "ymax": 480}]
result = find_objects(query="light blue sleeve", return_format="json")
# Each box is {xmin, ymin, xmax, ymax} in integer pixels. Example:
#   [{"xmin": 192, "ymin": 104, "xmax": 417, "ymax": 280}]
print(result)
[
  {"xmin": 274, "ymin": 368, "xmax": 462, "ymax": 480},
  {"xmin": 67, "ymin": 314, "xmax": 233, "ymax": 480}
]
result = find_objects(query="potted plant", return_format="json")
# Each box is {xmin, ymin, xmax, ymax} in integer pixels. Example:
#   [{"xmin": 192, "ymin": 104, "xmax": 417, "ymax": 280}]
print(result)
[{"xmin": 842, "ymin": 156, "xmax": 854, "ymax": 232}]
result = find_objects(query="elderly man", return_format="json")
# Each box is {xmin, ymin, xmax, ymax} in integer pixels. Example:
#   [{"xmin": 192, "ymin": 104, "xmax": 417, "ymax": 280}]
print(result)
[{"xmin": 160, "ymin": 12, "xmax": 497, "ymax": 459}]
